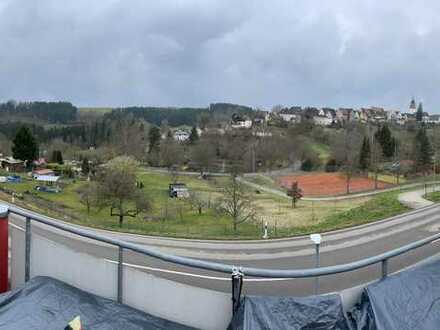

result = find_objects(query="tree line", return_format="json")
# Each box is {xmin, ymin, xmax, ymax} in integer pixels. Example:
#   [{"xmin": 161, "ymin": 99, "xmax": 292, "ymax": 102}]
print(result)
[{"xmin": 0, "ymin": 101, "xmax": 77, "ymax": 124}]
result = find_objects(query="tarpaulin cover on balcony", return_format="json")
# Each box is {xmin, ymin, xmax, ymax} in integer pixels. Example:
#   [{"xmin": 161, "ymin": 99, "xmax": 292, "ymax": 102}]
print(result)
[
  {"xmin": 348, "ymin": 258, "xmax": 440, "ymax": 330},
  {"xmin": 0, "ymin": 276, "xmax": 194, "ymax": 330},
  {"xmin": 228, "ymin": 294, "xmax": 349, "ymax": 330}
]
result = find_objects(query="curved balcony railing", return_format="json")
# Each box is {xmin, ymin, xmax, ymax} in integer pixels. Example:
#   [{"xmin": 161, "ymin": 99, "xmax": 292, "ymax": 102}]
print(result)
[{"xmin": 3, "ymin": 202, "xmax": 440, "ymax": 306}]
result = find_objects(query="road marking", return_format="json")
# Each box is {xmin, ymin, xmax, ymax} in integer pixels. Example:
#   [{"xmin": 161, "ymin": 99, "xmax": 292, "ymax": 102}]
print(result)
[
  {"xmin": 9, "ymin": 223, "xmax": 24, "ymax": 232},
  {"xmin": 104, "ymin": 259, "xmax": 297, "ymax": 282}
]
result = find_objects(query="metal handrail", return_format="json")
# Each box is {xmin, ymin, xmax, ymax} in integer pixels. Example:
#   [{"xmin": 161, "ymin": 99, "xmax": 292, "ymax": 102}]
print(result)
[{"xmin": 5, "ymin": 203, "xmax": 440, "ymax": 303}]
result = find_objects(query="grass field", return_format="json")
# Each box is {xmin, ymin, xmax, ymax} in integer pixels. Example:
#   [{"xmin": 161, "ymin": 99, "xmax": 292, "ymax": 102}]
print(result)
[
  {"xmin": 367, "ymin": 173, "xmax": 407, "ymax": 185},
  {"xmin": 78, "ymin": 107, "xmax": 113, "ymax": 114},
  {"xmin": 307, "ymin": 142, "xmax": 331, "ymax": 162},
  {"xmin": 272, "ymin": 191, "xmax": 408, "ymax": 236},
  {"xmin": 424, "ymin": 191, "xmax": 440, "ymax": 202},
  {"xmin": 0, "ymin": 170, "xmax": 411, "ymax": 239}
]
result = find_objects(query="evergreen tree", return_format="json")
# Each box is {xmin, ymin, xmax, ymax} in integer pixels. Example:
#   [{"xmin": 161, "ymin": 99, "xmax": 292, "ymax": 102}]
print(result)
[
  {"xmin": 374, "ymin": 124, "xmax": 395, "ymax": 158},
  {"xmin": 189, "ymin": 126, "xmax": 199, "ymax": 144},
  {"xmin": 81, "ymin": 157, "xmax": 90, "ymax": 175},
  {"xmin": 148, "ymin": 126, "xmax": 161, "ymax": 153},
  {"xmin": 359, "ymin": 136, "xmax": 371, "ymax": 170},
  {"xmin": 416, "ymin": 102, "xmax": 424, "ymax": 122},
  {"xmin": 415, "ymin": 126, "xmax": 433, "ymax": 172},
  {"xmin": 51, "ymin": 150, "xmax": 63, "ymax": 164},
  {"xmin": 12, "ymin": 126, "xmax": 38, "ymax": 165}
]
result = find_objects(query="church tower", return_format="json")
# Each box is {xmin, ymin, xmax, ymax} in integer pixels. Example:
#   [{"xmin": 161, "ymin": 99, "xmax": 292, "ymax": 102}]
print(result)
[{"xmin": 409, "ymin": 97, "xmax": 417, "ymax": 114}]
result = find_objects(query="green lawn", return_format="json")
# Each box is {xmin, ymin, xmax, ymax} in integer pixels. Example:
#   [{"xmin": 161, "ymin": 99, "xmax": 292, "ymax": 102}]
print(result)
[
  {"xmin": 272, "ymin": 191, "xmax": 409, "ymax": 237},
  {"xmin": 425, "ymin": 191, "xmax": 440, "ymax": 202},
  {"xmin": 307, "ymin": 141, "xmax": 331, "ymax": 162},
  {"xmin": 0, "ymin": 170, "xmax": 412, "ymax": 239},
  {"xmin": 78, "ymin": 107, "xmax": 113, "ymax": 114}
]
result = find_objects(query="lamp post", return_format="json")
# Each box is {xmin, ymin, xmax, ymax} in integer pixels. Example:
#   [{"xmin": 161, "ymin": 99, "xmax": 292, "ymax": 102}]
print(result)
[{"xmin": 310, "ymin": 233, "xmax": 322, "ymax": 295}]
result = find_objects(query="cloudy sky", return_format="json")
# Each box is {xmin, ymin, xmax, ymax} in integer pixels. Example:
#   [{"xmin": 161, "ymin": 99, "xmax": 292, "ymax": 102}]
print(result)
[{"xmin": 0, "ymin": 1, "xmax": 439, "ymax": 111}]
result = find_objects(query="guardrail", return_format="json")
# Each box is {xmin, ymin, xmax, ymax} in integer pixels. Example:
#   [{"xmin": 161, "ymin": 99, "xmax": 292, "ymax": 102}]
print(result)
[{"xmin": 3, "ymin": 202, "xmax": 440, "ymax": 313}]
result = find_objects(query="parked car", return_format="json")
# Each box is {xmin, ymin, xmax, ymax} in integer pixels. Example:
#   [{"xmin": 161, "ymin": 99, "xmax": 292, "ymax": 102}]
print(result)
[
  {"xmin": 0, "ymin": 177, "xmax": 6, "ymax": 183},
  {"xmin": 168, "ymin": 183, "xmax": 189, "ymax": 198},
  {"xmin": 6, "ymin": 175, "xmax": 21, "ymax": 183},
  {"xmin": 34, "ymin": 185, "xmax": 61, "ymax": 193}
]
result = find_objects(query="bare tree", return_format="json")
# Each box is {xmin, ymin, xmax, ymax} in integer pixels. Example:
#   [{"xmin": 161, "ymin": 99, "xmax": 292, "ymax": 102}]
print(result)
[
  {"xmin": 97, "ymin": 156, "xmax": 150, "ymax": 227},
  {"xmin": 188, "ymin": 191, "xmax": 208, "ymax": 215},
  {"xmin": 76, "ymin": 181, "xmax": 99, "ymax": 214},
  {"xmin": 331, "ymin": 124, "xmax": 362, "ymax": 194},
  {"xmin": 190, "ymin": 140, "xmax": 217, "ymax": 176},
  {"xmin": 160, "ymin": 137, "xmax": 184, "ymax": 170},
  {"xmin": 287, "ymin": 181, "xmax": 303, "ymax": 208},
  {"xmin": 217, "ymin": 175, "xmax": 256, "ymax": 231}
]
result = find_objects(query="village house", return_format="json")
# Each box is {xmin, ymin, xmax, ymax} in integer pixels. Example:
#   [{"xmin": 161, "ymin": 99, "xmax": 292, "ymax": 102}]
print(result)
[
  {"xmin": 336, "ymin": 108, "xmax": 356, "ymax": 123},
  {"xmin": 33, "ymin": 158, "xmax": 47, "ymax": 167},
  {"xmin": 0, "ymin": 157, "xmax": 25, "ymax": 172},
  {"xmin": 253, "ymin": 110, "xmax": 270, "ymax": 125},
  {"xmin": 231, "ymin": 113, "xmax": 252, "ymax": 128},
  {"xmin": 278, "ymin": 107, "xmax": 302, "ymax": 123},
  {"xmin": 173, "ymin": 129, "xmax": 191, "ymax": 142},
  {"xmin": 427, "ymin": 114, "xmax": 440, "ymax": 124},
  {"xmin": 313, "ymin": 108, "xmax": 335, "ymax": 126}
]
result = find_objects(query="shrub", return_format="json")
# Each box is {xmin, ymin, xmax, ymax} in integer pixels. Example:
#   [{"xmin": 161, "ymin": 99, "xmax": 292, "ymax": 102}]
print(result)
[
  {"xmin": 301, "ymin": 159, "xmax": 314, "ymax": 171},
  {"xmin": 325, "ymin": 158, "xmax": 339, "ymax": 172}
]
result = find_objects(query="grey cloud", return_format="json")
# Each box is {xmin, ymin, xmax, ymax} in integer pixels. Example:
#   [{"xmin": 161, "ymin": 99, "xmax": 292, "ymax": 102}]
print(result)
[{"xmin": 0, "ymin": 0, "xmax": 439, "ymax": 111}]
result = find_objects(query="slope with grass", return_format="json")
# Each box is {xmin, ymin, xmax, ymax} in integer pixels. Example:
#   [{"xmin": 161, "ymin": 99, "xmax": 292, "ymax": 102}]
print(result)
[{"xmin": 0, "ymin": 170, "xmax": 411, "ymax": 239}]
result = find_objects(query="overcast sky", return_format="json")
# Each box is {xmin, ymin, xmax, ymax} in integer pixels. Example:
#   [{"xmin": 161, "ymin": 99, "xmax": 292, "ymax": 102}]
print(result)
[{"xmin": 0, "ymin": 1, "xmax": 439, "ymax": 111}]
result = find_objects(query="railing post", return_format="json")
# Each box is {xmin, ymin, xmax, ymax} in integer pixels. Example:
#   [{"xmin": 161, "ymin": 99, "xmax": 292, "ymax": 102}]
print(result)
[
  {"xmin": 117, "ymin": 246, "xmax": 123, "ymax": 303},
  {"xmin": 231, "ymin": 267, "xmax": 244, "ymax": 316},
  {"xmin": 314, "ymin": 243, "xmax": 320, "ymax": 294},
  {"xmin": 25, "ymin": 217, "xmax": 31, "ymax": 282},
  {"xmin": 381, "ymin": 259, "xmax": 388, "ymax": 279},
  {"xmin": 0, "ymin": 205, "xmax": 9, "ymax": 293}
]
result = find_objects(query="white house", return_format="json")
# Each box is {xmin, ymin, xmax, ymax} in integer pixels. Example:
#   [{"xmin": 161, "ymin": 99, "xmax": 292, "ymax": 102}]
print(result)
[
  {"xmin": 231, "ymin": 114, "xmax": 252, "ymax": 128},
  {"xmin": 313, "ymin": 108, "xmax": 335, "ymax": 126},
  {"xmin": 173, "ymin": 130, "xmax": 190, "ymax": 142},
  {"xmin": 427, "ymin": 115, "xmax": 440, "ymax": 124},
  {"xmin": 278, "ymin": 107, "xmax": 302, "ymax": 123}
]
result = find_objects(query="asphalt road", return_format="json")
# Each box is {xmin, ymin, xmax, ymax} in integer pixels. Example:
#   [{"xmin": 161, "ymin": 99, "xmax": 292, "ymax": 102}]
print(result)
[{"xmin": 8, "ymin": 203, "xmax": 440, "ymax": 297}]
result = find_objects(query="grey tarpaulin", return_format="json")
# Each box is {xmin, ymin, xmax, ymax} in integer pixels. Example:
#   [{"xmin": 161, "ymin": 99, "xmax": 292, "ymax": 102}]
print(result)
[
  {"xmin": 228, "ymin": 294, "xmax": 349, "ymax": 330},
  {"xmin": 348, "ymin": 258, "xmax": 440, "ymax": 330},
  {"xmin": 0, "ymin": 276, "xmax": 194, "ymax": 330}
]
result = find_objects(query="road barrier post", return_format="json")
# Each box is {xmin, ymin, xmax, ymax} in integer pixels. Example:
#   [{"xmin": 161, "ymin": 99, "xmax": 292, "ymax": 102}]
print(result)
[
  {"xmin": 117, "ymin": 246, "xmax": 124, "ymax": 304},
  {"xmin": 310, "ymin": 234, "xmax": 322, "ymax": 295},
  {"xmin": 25, "ymin": 217, "xmax": 31, "ymax": 282},
  {"xmin": 231, "ymin": 267, "xmax": 244, "ymax": 316},
  {"xmin": 0, "ymin": 205, "xmax": 9, "ymax": 293}
]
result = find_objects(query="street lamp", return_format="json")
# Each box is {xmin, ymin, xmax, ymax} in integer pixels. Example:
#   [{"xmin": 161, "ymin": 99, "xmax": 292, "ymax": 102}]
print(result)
[{"xmin": 310, "ymin": 233, "xmax": 322, "ymax": 294}]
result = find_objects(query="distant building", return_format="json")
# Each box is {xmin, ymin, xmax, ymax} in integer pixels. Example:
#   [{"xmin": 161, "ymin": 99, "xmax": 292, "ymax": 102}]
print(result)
[
  {"xmin": 278, "ymin": 107, "xmax": 302, "ymax": 123},
  {"xmin": 427, "ymin": 114, "xmax": 440, "ymax": 124},
  {"xmin": 231, "ymin": 113, "xmax": 252, "ymax": 128},
  {"xmin": 313, "ymin": 108, "xmax": 335, "ymax": 126},
  {"xmin": 33, "ymin": 158, "xmax": 47, "ymax": 167},
  {"xmin": 253, "ymin": 111, "xmax": 270, "ymax": 125},
  {"xmin": 0, "ymin": 158, "xmax": 25, "ymax": 172},
  {"xmin": 173, "ymin": 129, "xmax": 190, "ymax": 142},
  {"xmin": 32, "ymin": 169, "xmax": 55, "ymax": 178},
  {"xmin": 409, "ymin": 98, "xmax": 417, "ymax": 114}
]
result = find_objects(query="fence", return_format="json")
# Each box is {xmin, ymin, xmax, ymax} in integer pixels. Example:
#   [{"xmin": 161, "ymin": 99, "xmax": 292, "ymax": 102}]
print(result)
[{"xmin": 3, "ymin": 202, "xmax": 440, "ymax": 329}]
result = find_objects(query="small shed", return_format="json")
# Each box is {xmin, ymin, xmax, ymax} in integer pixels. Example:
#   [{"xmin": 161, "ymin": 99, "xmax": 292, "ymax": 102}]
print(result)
[
  {"xmin": 168, "ymin": 183, "xmax": 189, "ymax": 198},
  {"xmin": 0, "ymin": 158, "xmax": 25, "ymax": 173},
  {"xmin": 34, "ymin": 175, "xmax": 60, "ymax": 185},
  {"xmin": 32, "ymin": 169, "xmax": 55, "ymax": 178}
]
